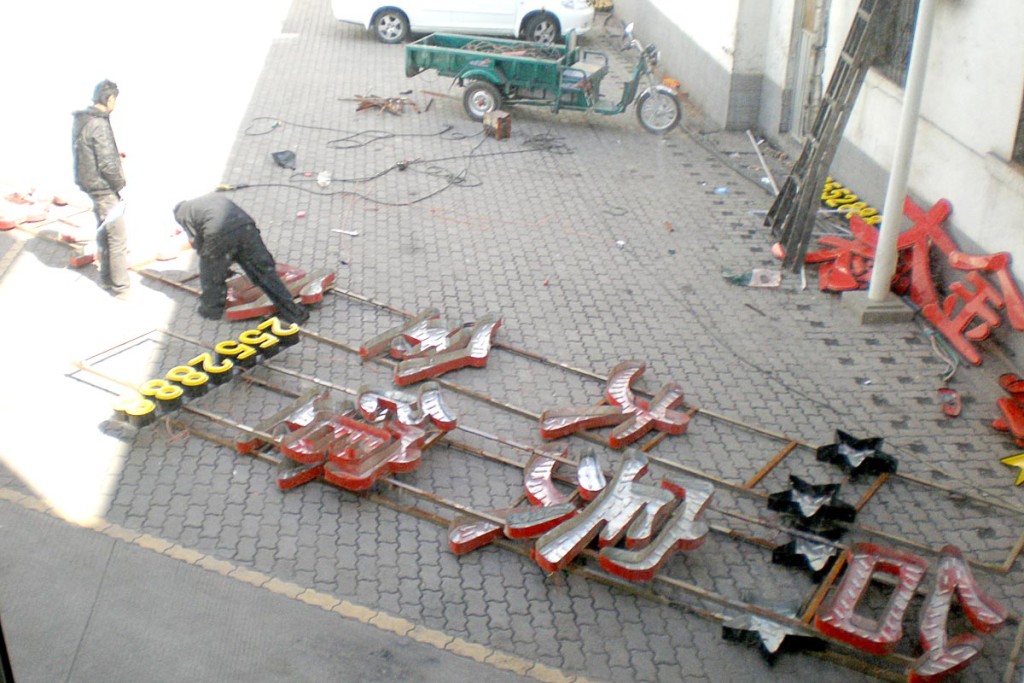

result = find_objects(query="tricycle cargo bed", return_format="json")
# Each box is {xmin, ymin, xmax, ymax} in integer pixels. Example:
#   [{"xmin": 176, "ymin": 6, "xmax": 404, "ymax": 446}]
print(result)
[
  {"xmin": 403, "ymin": 25, "xmax": 680, "ymax": 134},
  {"xmin": 407, "ymin": 32, "xmax": 567, "ymax": 57},
  {"xmin": 405, "ymin": 33, "xmax": 568, "ymax": 90},
  {"xmin": 400, "ymin": 28, "xmax": 678, "ymax": 132}
]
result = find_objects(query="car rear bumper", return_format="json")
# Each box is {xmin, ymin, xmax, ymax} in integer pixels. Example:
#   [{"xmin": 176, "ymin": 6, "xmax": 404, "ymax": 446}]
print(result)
[{"xmin": 557, "ymin": 8, "xmax": 594, "ymax": 36}]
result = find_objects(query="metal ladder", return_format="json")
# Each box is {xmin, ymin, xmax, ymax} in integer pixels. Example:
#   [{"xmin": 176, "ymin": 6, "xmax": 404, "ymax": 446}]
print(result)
[{"xmin": 766, "ymin": 0, "xmax": 892, "ymax": 269}]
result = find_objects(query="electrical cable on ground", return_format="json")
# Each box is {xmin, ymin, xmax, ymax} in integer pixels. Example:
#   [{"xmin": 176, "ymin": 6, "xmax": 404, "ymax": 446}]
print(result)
[{"xmin": 226, "ymin": 117, "xmax": 573, "ymax": 207}]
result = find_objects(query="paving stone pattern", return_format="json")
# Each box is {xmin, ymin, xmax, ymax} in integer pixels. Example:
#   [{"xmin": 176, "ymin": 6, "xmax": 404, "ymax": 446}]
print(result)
[{"xmin": 96, "ymin": 1, "xmax": 1024, "ymax": 681}]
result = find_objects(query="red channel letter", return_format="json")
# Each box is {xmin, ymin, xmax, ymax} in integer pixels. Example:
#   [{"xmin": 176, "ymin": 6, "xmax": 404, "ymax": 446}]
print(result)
[{"xmin": 815, "ymin": 543, "xmax": 929, "ymax": 656}]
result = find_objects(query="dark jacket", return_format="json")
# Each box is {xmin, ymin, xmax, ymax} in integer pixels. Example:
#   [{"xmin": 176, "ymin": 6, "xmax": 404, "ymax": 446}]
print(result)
[
  {"xmin": 173, "ymin": 194, "xmax": 256, "ymax": 254},
  {"xmin": 72, "ymin": 107, "xmax": 126, "ymax": 197}
]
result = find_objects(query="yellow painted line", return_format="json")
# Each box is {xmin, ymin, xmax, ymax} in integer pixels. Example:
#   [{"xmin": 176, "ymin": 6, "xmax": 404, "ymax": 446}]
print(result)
[
  {"xmin": 408, "ymin": 624, "xmax": 453, "ymax": 649},
  {"xmin": 446, "ymin": 636, "xmax": 492, "ymax": 662},
  {"xmin": 230, "ymin": 566, "xmax": 269, "ymax": 588},
  {"xmin": 263, "ymin": 577, "xmax": 305, "ymax": 599},
  {"xmin": 296, "ymin": 589, "xmax": 340, "ymax": 610},
  {"xmin": 367, "ymin": 612, "xmax": 410, "ymax": 634},
  {"xmin": 135, "ymin": 533, "xmax": 173, "ymax": 553},
  {"xmin": 163, "ymin": 544, "xmax": 205, "ymax": 564},
  {"xmin": 0, "ymin": 487, "xmax": 597, "ymax": 683},
  {"xmin": 486, "ymin": 650, "xmax": 536, "ymax": 677},
  {"xmin": 195, "ymin": 555, "xmax": 235, "ymax": 576}
]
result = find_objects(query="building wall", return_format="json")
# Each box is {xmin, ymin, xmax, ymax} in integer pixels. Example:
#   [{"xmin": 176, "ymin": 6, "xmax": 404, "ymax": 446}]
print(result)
[
  {"xmin": 756, "ymin": 0, "xmax": 801, "ymax": 137},
  {"xmin": 610, "ymin": 0, "xmax": 816, "ymax": 134},
  {"xmin": 729, "ymin": 0, "xmax": 771, "ymax": 130},
  {"xmin": 610, "ymin": 0, "xmax": 740, "ymax": 129}
]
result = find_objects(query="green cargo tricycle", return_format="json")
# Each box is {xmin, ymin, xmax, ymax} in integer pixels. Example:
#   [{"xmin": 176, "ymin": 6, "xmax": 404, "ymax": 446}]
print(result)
[{"xmin": 404, "ymin": 24, "xmax": 681, "ymax": 134}]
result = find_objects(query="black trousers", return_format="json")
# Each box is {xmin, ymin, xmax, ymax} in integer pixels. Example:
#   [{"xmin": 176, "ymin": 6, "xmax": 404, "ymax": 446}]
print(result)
[{"xmin": 198, "ymin": 223, "xmax": 306, "ymax": 322}]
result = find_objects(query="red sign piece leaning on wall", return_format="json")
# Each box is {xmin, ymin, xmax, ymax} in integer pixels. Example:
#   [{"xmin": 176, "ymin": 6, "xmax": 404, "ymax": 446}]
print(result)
[
  {"xmin": 994, "ymin": 373, "xmax": 1024, "ymax": 450},
  {"xmin": 920, "ymin": 250, "xmax": 1024, "ymax": 365},
  {"xmin": 803, "ymin": 197, "xmax": 1024, "ymax": 365}
]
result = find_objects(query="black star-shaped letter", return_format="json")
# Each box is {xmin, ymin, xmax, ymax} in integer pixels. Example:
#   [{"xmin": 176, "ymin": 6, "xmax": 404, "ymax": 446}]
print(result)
[
  {"xmin": 816, "ymin": 429, "xmax": 897, "ymax": 476},
  {"xmin": 767, "ymin": 475, "xmax": 857, "ymax": 525},
  {"xmin": 721, "ymin": 597, "xmax": 825, "ymax": 662},
  {"xmin": 771, "ymin": 537, "xmax": 840, "ymax": 580}
]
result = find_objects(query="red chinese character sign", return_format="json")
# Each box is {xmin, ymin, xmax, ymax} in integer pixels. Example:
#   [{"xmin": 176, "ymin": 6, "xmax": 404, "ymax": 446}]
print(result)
[
  {"xmin": 920, "ymin": 251, "xmax": 1024, "ymax": 366},
  {"xmin": 540, "ymin": 361, "xmax": 690, "ymax": 448},
  {"xmin": 597, "ymin": 472, "xmax": 713, "ymax": 582},
  {"xmin": 449, "ymin": 449, "xmax": 714, "ymax": 583},
  {"xmin": 225, "ymin": 264, "xmax": 336, "ymax": 321},
  {"xmin": 816, "ymin": 543, "xmax": 929, "ymax": 656},
  {"xmin": 911, "ymin": 546, "xmax": 1008, "ymax": 682},
  {"xmin": 814, "ymin": 543, "xmax": 1007, "ymax": 682},
  {"xmin": 993, "ymin": 373, "xmax": 1024, "ymax": 451},
  {"xmin": 802, "ymin": 196, "xmax": 1024, "ymax": 366},
  {"xmin": 239, "ymin": 382, "xmax": 457, "ymax": 491},
  {"xmin": 360, "ymin": 308, "xmax": 502, "ymax": 386}
]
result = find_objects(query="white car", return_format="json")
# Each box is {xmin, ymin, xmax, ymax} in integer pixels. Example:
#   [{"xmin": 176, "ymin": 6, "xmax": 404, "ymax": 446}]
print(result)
[{"xmin": 331, "ymin": 0, "xmax": 594, "ymax": 45}]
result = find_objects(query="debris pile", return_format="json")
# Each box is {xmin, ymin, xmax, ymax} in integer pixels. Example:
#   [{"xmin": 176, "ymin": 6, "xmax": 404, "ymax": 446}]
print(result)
[{"xmin": 351, "ymin": 95, "xmax": 420, "ymax": 115}]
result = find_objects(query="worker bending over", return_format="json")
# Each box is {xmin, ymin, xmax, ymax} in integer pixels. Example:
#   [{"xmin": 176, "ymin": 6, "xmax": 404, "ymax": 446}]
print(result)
[{"xmin": 173, "ymin": 193, "xmax": 310, "ymax": 325}]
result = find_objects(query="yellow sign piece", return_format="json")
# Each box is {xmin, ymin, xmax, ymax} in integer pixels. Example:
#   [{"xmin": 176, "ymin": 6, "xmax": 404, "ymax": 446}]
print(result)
[{"xmin": 1000, "ymin": 452, "xmax": 1024, "ymax": 486}]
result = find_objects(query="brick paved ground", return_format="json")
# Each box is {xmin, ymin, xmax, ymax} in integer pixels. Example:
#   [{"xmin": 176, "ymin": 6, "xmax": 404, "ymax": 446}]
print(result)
[{"xmin": 4, "ymin": 0, "xmax": 1024, "ymax": 681}]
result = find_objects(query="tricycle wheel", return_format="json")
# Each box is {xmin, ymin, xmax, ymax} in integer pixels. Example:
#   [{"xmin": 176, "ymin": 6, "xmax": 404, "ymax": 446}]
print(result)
[
  {"xmin": 522, "ymin": 12, "xmax": 560, "ymax": 44},
  {"xmin": 636, "ymin": 89, "xmax": 682, "ymax": 134},
  {"xmin": 371, "ymin": 8, "xmax": 409, "ymax": 44},
  {"xmin": 463, "ymin": 81, "xmax": 502, "ymax": 122}
]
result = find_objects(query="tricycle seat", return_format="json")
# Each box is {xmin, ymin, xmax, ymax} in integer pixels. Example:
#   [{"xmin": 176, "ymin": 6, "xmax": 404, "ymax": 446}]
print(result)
[{"xmin": 561, "ymin": 54, "xmax": 608, "ymax": 92}]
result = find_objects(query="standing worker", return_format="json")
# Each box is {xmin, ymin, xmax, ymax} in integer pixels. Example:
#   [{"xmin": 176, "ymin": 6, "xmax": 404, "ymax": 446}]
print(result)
[
  {"xmin": 72, "ymin": 79, "xmax": 129, "ymax": 298},
  {"xmin": 173, "ymin": 193, "xmax": 310, "ymax": 325}
]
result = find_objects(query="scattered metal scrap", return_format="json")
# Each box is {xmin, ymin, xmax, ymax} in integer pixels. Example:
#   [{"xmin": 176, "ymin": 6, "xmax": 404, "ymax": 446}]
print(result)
[
  {"xmin": 722, "ymin": 268, "xmax": 782, "ymax": 288},
  {"xmin": 0, "ymin": 188, "xmax": 97, "ymax": 266},
  {"xmin": 348, "ymin": 94, "xmax": 421, "ymax": 115},
  {"xmin": 459, "ymin": 39, "xmax": 562, "ymax": 61},
  {"xmin": 937, "ymin": 387, "xmax": 961, "ymax": 418},
  {"xmin": 745, "ymin": 130, "xmax": 779, "ymax": 196}
]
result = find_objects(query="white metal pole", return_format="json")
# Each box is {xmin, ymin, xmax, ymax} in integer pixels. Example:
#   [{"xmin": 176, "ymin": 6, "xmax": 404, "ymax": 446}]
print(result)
[{"xmin": 867, "ymin": 0, "xmax": 938, "ymax": 301}]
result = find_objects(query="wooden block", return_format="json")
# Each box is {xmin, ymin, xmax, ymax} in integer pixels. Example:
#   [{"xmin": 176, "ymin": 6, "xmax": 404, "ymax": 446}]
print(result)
[{"xmin": 483, "ymin": 110, "xmax": 511, "ymax": 140}]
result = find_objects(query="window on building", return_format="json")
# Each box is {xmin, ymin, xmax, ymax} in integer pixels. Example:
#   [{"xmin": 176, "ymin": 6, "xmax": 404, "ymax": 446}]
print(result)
[{"xmin": 873, "ymin": 0, "xmax": 920, "ymax": 87}]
